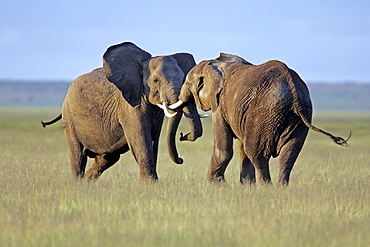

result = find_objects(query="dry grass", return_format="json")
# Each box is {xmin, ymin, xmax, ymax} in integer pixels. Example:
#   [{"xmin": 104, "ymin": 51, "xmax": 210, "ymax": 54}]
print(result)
[{"xmin": 0, "ymin": 109, "xmax": 369, "ymax": 246}]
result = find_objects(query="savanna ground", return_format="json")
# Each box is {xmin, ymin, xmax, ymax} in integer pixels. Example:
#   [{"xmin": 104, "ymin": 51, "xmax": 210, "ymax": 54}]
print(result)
[{"xmin": 0, "ymin": 107, "xmax": 369, "ymax": 247}]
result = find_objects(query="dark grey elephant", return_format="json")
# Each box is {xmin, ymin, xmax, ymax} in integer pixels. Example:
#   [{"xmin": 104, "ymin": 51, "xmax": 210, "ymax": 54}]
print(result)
[
  {"xmin": 42, "ymin": 42, "xmax": 202, "ymax": 181},
  {"xmin": 173, "ymin": 53, "xmax": 348, "ymax": 185}
]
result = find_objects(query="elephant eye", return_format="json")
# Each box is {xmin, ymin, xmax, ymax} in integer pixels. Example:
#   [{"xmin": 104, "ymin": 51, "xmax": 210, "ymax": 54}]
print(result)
[{"xmin": 153, "ymin": 78, "xmax": 159, "ymax": 83}]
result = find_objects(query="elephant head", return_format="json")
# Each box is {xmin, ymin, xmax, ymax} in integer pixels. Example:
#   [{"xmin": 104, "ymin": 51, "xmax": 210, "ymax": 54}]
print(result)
[
  {"xmin": 102, "ymin": 42, "xmax": 202, "ymax": 164},
  {"xmin": 176, "ymin": 53, "xmax": 251, "ymax": 112}
]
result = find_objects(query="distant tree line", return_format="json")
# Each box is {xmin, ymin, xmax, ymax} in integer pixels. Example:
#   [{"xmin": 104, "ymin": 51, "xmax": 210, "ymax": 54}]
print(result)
[
  {"xmin": 0, "ymin": 80, "xmax": 70, "ymax": 107},
  {"xmin": 0, "ymin": 80, "xmax": 369, "ymax": 111}
]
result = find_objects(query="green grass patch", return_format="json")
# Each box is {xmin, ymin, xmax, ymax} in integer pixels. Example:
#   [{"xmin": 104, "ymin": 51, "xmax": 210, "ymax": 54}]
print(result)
[{"xmin": 0, "ymin": 108, "xmax": 369, "ymax": 246}]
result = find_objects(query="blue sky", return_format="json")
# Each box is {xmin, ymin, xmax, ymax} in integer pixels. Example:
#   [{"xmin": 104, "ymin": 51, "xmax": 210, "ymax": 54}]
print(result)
[{"xmin": 1, "ymin": 0, "xmax": 369, "ymax": 82}]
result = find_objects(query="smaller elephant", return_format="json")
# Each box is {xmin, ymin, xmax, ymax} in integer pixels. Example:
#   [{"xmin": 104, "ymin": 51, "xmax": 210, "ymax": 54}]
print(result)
[
  {"xmin": 173, "ymin": 53, "xmax": 349, "ymax": 185},
  {"xmin": 42, "ymin": 42, "xmax": 203, "ymax": 181}
]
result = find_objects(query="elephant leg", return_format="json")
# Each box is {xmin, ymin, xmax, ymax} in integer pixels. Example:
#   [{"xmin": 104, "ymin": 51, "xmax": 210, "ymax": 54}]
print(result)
[
  {"xmin": 126, "ymin": 130, "xmax": 158, "ymax": 181},
  {"xmin": 208, "ymin": 113, "xmax": 234, "ymax": 183},
  {"xmin": 132, "ymin": 147, "xmax": 157, "ymax": 181},
  {"xmin": 64, "ymin": 128, "xmax": 87, "ymax": 180},
  {"xmin": 85, "ymin": 153, "xmax": 120, "ymax": 181},
  {"xmin": 248, "ymin": 153, "xmax": 272, "ymax": 184},
  {"xmin": 151, "ymin": 118, "xmax": 163, "ymax": 167},
  {"xmin": 237, "ymin": 140, "xmax": 256, "ymax": 184},
  {"xmin": 278, "ymin": 127, "xmax": 308, "ymax": 186}
]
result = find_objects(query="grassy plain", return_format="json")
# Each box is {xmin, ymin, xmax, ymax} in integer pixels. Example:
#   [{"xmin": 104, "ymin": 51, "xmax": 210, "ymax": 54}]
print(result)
[{"xmin": 0, "ymin": 108, "xmax": 369, "ymax": 246}]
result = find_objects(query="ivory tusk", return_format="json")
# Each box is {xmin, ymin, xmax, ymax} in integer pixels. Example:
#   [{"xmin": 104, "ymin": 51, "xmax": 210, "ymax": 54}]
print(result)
[
  {"xmin": 156, "ymin": 103, "xmax": 166, "ymax": 110},
  {"xmin": 184, "ymin": 112, "xmax": 209, "ymax": 118},
  {"xmin": 168, "ymin": 100, "xmax": 184, "ymax": 110},
  {"xmin": 157, "ymin": 102, "xmax": 177, "ymax": 118}
]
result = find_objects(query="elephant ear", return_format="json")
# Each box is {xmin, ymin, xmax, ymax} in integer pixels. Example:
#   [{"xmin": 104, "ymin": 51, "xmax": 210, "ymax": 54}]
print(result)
[
  {"xmin": 103, "ymin": 42, "xmax": 152, "ymax": 107},
  {"xmin": 203, "ymin": 60, "xmax": 226, "ymax": 111},
  {"xmin": 170, "ymin": 53, "xmax": 196, "ymax": 77},
  {"xmin": 216, "ymin": 53, "xmax": 252, "ymax": 65}
]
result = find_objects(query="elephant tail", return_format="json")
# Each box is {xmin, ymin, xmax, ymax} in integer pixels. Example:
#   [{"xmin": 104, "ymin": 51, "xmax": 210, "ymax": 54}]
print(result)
[
  {"xmin": 286, "ymin": 67, "xmax": 350, "ymax": 147},
  {"xmin": 41, "ymin": 113, "xmax": 62, "ymax": 128},
  {"xmin": 298, "ymin": 111, "xmax": 351, "ymax": 147}
]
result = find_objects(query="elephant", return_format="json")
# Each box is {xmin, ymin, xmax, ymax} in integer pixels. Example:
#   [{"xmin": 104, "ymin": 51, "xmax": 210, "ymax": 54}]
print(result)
[
  {"xmin": 172, "ymin": 53, "xmax": 349, "ymax": 185},
  {"xmin": 42, "ymin": 42, "xmax": 203, "ymax": 181}
]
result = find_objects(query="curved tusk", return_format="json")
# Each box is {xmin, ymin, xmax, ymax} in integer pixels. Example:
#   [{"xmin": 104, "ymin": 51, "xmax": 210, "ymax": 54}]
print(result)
[
  {"xmin": 156, "ymin": 103, "xmax": 166, "ymax": 110},
  {"xmin": 168, "ymin": 100, "xmax": 184, "ymax": 110},
  {"xmin": 157, "ymin": 102, "xmax": 177, "ymax": 118},
  {"xmin": 184, "ymin": 112, "xmax": 209, "ymax": 118}
]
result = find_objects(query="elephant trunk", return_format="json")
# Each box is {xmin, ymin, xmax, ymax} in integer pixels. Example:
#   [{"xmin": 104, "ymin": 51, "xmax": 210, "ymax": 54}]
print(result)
[
  {"xmin": 180, "ymin": 103, "xmax": 203, "ymax": 141},
  {"xmin": 165, "ymin": 85, "xmax": 202, "ymax": 164},
  {"xmin": 166, "ymin": 108, "xmax": 184, "ymax": 164},
  {"xmin": 178, "ymin": 82, "xmax": 193, "ymax": 105},
  {"xmin": 173, "ymin": 83, "xmax": 203, "ymax": 142}
]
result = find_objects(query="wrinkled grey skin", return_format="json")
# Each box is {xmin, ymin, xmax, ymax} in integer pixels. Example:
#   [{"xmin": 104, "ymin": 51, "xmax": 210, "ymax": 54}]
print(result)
[
  {"xmin": 43, "ymin": 42, "xmax": 202, "ymax": 181},
  {"xmin": 178, "ymin": 53, "xmax": 348, "ymax": 186}
]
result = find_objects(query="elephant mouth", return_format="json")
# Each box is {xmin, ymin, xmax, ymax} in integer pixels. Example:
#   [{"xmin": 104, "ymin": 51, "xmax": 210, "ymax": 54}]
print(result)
[{"xmin": 156, "ymin": 101, "xmax": 184, "ymax": 118}]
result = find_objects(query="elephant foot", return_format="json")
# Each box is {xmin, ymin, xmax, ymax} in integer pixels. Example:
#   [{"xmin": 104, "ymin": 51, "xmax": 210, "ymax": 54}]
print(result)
[
  {"xmin": 259, "ymin": 179, "xmax": 273, "ymax": 186},
  {"xmin": 139, "ymin": 167, "xmax": 158, "ymax": 181},
  {"xmin": 139, "ymin": 177, "xmax": 158, "ymax": 184},
  {"xmin": 208, "ymin": 175, "xmax": 227, "ymax": 184},
  {"xmin": 71, "ymin": 172, "xmax": 85, "ymax": 182},
  {"xmin": 208, "ymin": 178, "xmax": 230, "ymax": 188},
  {"xmin": 278, "ymin": 179, "xmax": 290, "ymax": 186},
  {"xmin": 240, "ymin": 177, "xmax": 257, "ymax": 186}
]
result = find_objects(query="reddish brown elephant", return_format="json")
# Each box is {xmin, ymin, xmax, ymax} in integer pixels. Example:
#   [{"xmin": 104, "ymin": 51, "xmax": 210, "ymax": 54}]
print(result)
[
  {"xmin": 42, "ymin": 42, "xmax": 202, "ymax": 181},
  {"xmin": 173, "ymin": 53, "xmax": 349, "ymax": 185}
]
